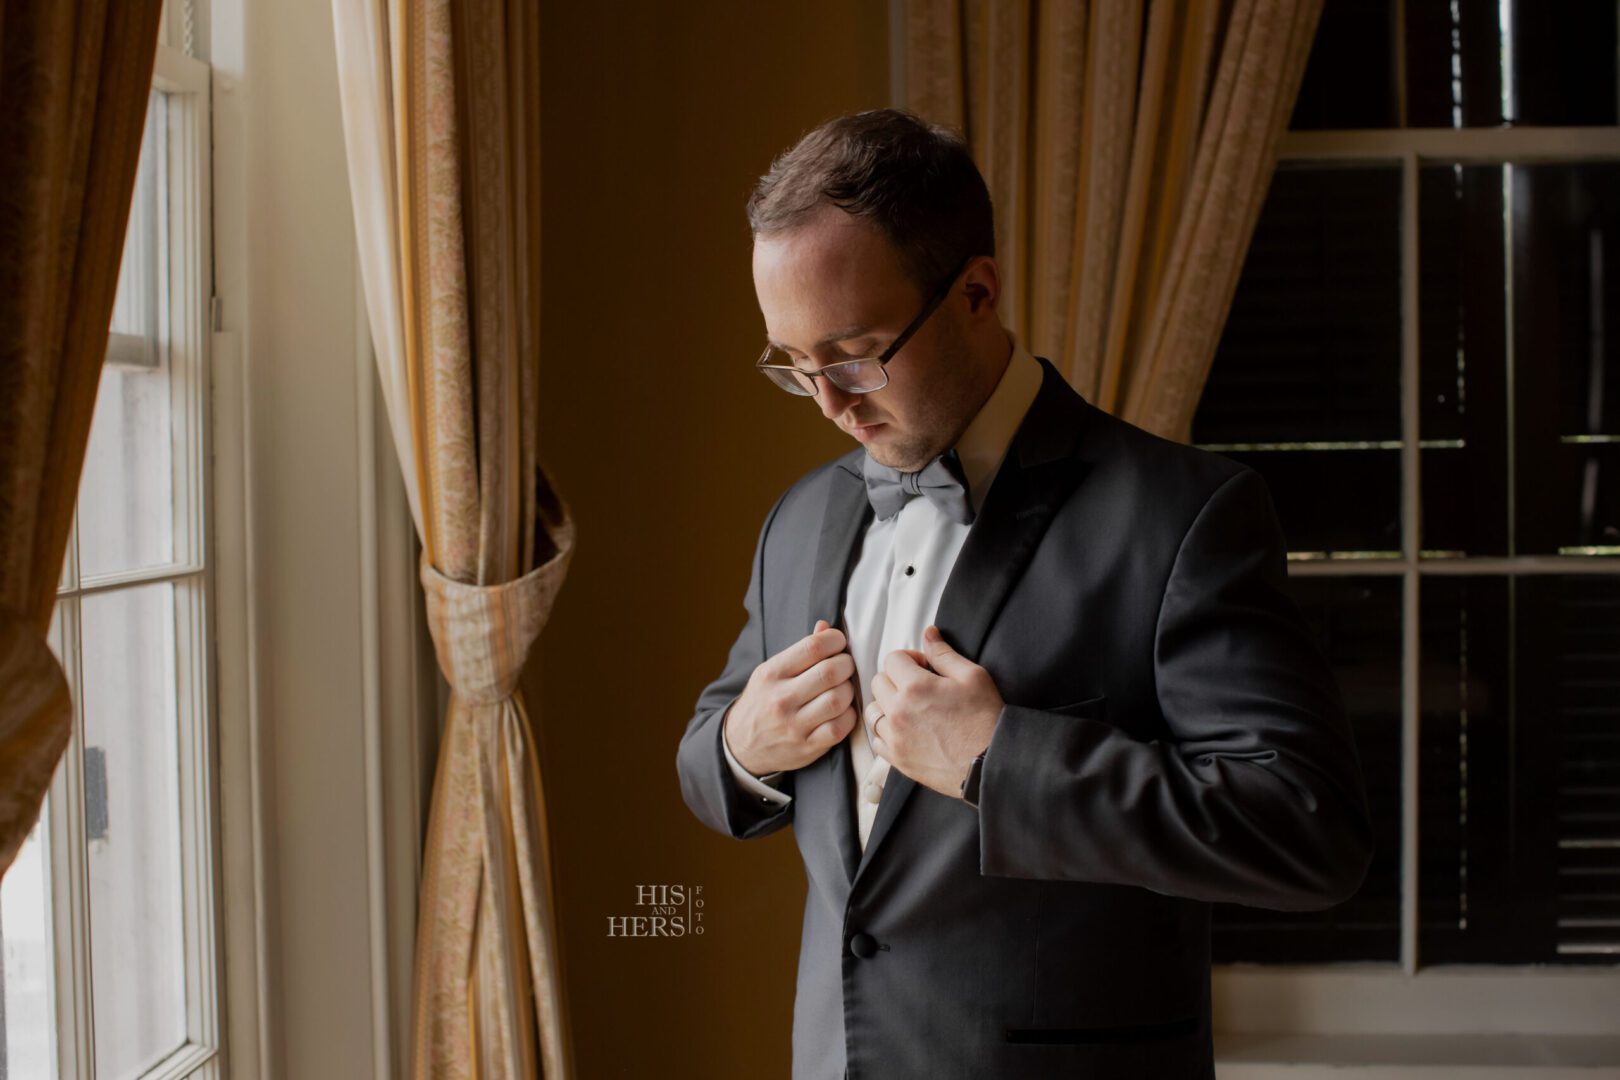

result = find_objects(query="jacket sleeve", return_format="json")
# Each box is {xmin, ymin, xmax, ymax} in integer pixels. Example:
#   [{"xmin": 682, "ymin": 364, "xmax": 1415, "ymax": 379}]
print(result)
[
  {"xmin": 976, "ymin": 466, "xmax": 1375, "ymax": 911},
  {"xmin": 676, "ymin": 488, "xmax": 797, "ymax": 840}
]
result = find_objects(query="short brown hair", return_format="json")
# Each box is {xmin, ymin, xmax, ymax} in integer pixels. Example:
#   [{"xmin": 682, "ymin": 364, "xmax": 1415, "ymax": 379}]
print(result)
[{"xmin": 746, "ymin": 108, "xmax": 994, "ymax": 295}]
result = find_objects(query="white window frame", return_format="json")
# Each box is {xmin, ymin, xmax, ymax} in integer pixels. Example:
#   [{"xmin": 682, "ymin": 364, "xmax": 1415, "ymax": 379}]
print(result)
[
  {"xmin": 1213, "ymin": 122, "xmax": 1620, "ymax": 1049},
  {"xmin": 39, "ymin": 23, "xmax": 223, "ymax": 1080}
]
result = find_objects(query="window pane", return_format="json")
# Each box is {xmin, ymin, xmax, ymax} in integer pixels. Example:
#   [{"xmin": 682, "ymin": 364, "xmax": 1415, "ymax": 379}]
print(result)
[
  {"xmin": 1195, "ymin": 164, "xmax": 1402, "ymax": 557},
  {"xmin": 1419, "ymin": 574, "xmax": 1620, "ymax": 965},
  {"xmin": 1507, "ymin": 6, "xmax": 1620, "ymax": 126},
  {"xmin": 1294, "ymin": 0, "xmax": 1619, "ymax": 129},
  {"xmin": 1420, "ymin": 163, "xmax": 1620, "ymax": 558},
  {"xmin": 1289, "ymin": 0, "xmax": 1398, "ymax": 130},
  {"xmin": 1418, "ymin": 164, "xmax": 1510, "ymax": 556},
  {"xmin": 2, "ymin": 608, "xmax": 65, "ymax": 1079},
  {"xmin": 1511, "ymin": 163, "xmax": 1620, "ymax": 557},
  {"xmin": 1402, "ymin": 0, "xmax": 1510, "ymax": 128},
  {"xmin": 1, "ymin": 812, "xmax": 58, "ymax": 1080},
  {"xmin": 1213, "ymin": 575, "xmax": 1404, "ymax": 963},
  {"xmin": 106, "ymin": 90, "xmax": 161, "ymax": 361},
  {"xmin": 79, "ymin": 89, "xmax": 173, "ymax": 578},
  {"xmin": 81, "ymin": 583, "xmax": 187, "ymax": 1073}
]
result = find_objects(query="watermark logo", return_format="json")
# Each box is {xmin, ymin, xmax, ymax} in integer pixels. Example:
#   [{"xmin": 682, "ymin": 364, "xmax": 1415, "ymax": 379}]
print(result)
[{"xmin": 606, "ymin": 883, "xmax": 704, "ymax": 938}]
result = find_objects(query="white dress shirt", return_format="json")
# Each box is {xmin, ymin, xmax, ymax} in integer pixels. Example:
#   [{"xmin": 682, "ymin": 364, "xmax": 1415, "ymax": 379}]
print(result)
[{"xmin": 722, "ymin": 331, "xmax": 1045, "ymax": 851}]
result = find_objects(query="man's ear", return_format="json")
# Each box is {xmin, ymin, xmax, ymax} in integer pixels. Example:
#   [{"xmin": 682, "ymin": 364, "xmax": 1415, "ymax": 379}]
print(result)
[{"xmin": 961, "ymin": 255, "xmax": 1000, "ymax": 319}]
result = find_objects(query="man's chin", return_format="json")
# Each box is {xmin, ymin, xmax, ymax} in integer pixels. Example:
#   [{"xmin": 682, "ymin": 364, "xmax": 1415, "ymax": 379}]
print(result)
[{"xmin": 863, "ymin": 443, "xmax": 930, "ymax": 473}]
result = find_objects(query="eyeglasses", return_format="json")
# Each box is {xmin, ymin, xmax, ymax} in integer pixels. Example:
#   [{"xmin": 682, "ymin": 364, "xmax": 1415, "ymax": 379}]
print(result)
[{"xmin": 754, "ymin": 257, "xmax": 971, "ymax": 396}]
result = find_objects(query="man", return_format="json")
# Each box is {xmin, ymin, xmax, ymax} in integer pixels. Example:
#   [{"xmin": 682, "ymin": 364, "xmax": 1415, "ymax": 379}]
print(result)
[{"xmin": 675, "ymin": 108, "xmax": 1374, "ymax": 1080}]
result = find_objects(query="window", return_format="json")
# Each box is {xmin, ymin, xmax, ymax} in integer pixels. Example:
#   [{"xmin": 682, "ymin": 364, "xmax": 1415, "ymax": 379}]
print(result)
[
  {"xmin": 0, "ymin": 7, "xmax": 221, "ymax": 1077},
  {"xmin": 1198, "ymin": 0, "xmax": 1620, "ymax": 992}
]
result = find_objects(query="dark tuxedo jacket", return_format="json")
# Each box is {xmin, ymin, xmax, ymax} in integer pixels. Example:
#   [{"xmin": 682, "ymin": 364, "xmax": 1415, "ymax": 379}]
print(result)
[{"xmin": 676, "ymin": 354, "xmax": 1374, "ymax": 1079}]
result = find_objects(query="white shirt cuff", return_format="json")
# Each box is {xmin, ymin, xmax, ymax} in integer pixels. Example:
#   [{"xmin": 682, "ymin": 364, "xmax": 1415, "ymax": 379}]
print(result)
[{"xmin": 721, "ymin": 702, "xmax": 792, "ymax": 807}]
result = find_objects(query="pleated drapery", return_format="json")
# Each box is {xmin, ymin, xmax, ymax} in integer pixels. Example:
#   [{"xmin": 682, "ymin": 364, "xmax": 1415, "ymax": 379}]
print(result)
[
  {"xmin": 0, "ymin": 0, "xmax": 167, "ymax": 880},
  {"xmin": 904, "ymin": 0, "xmax": 1322, "ymax": 442},
  {"xmin": 331, "ymin": 1, "xmax": 578, "ymax": 1077}
]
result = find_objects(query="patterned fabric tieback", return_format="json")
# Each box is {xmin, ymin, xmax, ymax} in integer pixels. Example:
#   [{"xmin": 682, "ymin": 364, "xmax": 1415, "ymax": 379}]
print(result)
[{"xmin": 418, "ymin": 552, "xmax": 563, "ymax": 705}]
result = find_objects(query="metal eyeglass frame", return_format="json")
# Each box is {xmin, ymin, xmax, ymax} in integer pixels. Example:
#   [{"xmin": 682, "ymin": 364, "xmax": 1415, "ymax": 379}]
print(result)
[{"xmin": 754, "ymin": 256, "xmax": 972, "ymax": 396}]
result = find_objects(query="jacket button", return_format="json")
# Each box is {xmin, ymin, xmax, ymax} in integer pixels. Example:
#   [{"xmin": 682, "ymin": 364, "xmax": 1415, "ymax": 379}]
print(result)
[{"xmin": 848, "ymin": 931, "xmax": 878, "ymax": 958}]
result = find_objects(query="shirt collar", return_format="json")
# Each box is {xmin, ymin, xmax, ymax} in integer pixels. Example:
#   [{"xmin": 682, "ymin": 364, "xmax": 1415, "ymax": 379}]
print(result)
[{"xmin": 952, "ymin": 330, "xmax": 1043, "ymax": 517}]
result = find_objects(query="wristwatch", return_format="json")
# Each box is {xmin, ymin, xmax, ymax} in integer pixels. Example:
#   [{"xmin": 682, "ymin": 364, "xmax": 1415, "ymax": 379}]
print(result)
[{"xmin": 959, "ymin": 749, "xmax": 987, "ymax": 808}]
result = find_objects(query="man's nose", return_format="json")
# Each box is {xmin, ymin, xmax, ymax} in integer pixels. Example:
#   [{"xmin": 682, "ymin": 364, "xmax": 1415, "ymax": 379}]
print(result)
[{"xmin": 816, "ymin": 380, "xmax": 857, "ymax": 420}]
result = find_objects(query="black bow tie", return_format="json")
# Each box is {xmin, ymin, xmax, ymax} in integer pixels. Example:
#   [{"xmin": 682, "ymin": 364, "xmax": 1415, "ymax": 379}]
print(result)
[{"xmin": 861, "ymin": 447, "xmax": 974, "ymax": 525}]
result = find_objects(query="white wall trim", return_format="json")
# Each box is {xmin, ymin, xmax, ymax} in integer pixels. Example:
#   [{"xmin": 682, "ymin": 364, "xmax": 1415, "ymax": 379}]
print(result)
[
  {"xmin": 207, "ymin": 2, "xmax": 439, "ymax": 1074},
  {"xmin": 371, "ymin": 344, "xmax": 441, "ymax": 1080},
  {"xmin": 208, "ymin": 8, "xmax": 281, "ymax": 1076},
  {"xmin": 1214, "ymin": 967, "xmax": 1620, "ymax": 1037},
  {"xmin": 353, "ymin": 211, "xmax": 439, "ymax": 1080},
  {"xmin": 208, "ymin": 287, "xmax": 280, "ymax": 1080},
  {"xmin": 353, "ymin": 212, "xmax": 395, "ymax": 1080},
  {"xmin": 206, "ymin": 14, "xmax": 276, "ymax": 1080}
]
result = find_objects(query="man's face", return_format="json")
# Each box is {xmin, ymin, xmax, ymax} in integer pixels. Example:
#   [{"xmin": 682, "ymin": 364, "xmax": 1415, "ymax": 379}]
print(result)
[{"xmin": 751, "ymin": 206, "xmax": 983, "ymax": 472}]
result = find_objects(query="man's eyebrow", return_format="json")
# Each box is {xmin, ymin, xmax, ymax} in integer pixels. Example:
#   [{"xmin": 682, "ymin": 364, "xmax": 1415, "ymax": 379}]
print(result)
[{"xmin": 767, "ymin": 325, "xmax": 875, "ymax": 352}]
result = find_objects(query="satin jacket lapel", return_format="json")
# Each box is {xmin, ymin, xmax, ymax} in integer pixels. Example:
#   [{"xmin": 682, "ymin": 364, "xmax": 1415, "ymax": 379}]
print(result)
[
  {"xmin": 853, "ymin": 355, "xmax": 1097, "ymax": 884},
  {"xmin": 798, "ymin": 449, "xmax": 874, "ymax": 887}
]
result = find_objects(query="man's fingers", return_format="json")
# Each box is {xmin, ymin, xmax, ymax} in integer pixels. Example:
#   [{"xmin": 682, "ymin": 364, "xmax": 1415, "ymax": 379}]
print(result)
[
  {"xmin": 922, "ymin": 625, "xmax": 975, "ymax": 675},
  {"xmin": 864, "ymin": 697, "xmax": 885, "ymax": 737},
  {"xmin": 881, "ymin": 647, "xmax": 933, "ymax": 689},
  {"xmin": 807, "ymin": 704, "xmax": 858, "ymax": 748},
  {"xmin": 784, "ymin": 651, "xmax": 854, "ymax": 712},
  {"xmin": 798, "ymin": 677, "xmax": 855, "ymax": 728},
  {"xmin": 869, "ymin": 671, "xmax": 900, "ymax": 714},
  {"xmin": 775, "ymin": 622, "xmax": 848, "ymax": 678}
]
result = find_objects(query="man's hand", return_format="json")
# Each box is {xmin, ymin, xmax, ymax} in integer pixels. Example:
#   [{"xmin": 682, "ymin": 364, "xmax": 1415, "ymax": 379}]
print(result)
[
  {"xmin": 869, "ymin": 624, "xmax": 1003, "ymax": 799},
  {"xmin": 725, "ymin": 618, "xmax": 859, "ymax": 776}
]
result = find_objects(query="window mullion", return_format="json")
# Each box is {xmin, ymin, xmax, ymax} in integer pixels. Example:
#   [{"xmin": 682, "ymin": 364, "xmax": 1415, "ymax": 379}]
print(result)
[
  {"xmin": 1401, "ymin": 146, "xmax": 1422, "ymax": 976},
  {"xmin": 58, "ymin": 565, "xmax": 206, "ymax": 601},
  {"xmin": 60, "ymin": 515, "xmax": 79, "ymax": 596},
  {"xmin": 1277, "ymin": 126, "xmax": 1620, "ymax": 163},
  {"xmin": 48, "ymin": 597, "xmax": 95, "ymax": 1080},
  {"xmin": 174, "ymin": 575, "xmax": 220, "ymax": 1059}
]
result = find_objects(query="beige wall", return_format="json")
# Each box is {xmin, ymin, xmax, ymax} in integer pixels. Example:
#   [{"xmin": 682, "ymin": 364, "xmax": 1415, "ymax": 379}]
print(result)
[{"xmin": 532, "ymin": 3, "xmax": 891, "ymax": 1075}]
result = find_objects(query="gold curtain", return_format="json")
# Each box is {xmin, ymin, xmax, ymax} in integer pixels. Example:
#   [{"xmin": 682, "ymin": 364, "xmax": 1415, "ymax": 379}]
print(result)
[
  {"xmin": 0, "ymin": 0, "xmax": 167, "ymax": 879},
  {"xmin": 331, "ymin": 1, "xmax": 577, "ymax": 1077},
  {"xmin": 905, "ymin": 0, "xmax": 1322, "ymax": 442}
]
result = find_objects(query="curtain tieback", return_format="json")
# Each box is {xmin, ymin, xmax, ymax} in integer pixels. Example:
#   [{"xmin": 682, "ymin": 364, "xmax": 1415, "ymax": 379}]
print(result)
[{"xmin": 418, "ymin": 552, "xmax": 566, "ymax": 706}]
